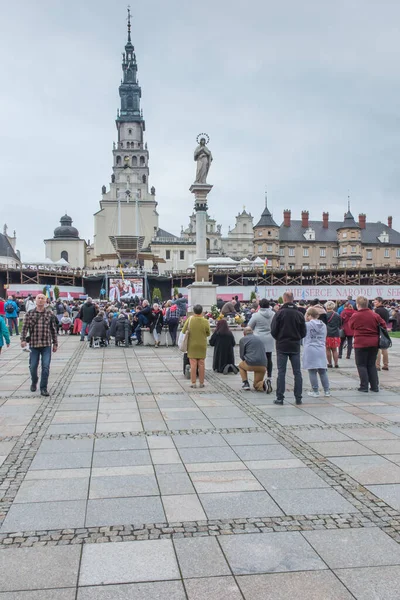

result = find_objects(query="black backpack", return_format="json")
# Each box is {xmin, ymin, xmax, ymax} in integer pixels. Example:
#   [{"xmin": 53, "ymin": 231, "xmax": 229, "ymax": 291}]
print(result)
[{"xmin": 5, "ymin": 303, "xmax": 14, "ymax": 314}]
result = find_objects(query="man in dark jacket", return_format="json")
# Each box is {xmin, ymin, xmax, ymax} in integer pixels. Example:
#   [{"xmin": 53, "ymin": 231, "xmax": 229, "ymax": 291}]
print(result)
[
  {"xmin": 133, "ymin": 300, "xmax": 151, "ymax": 346},
  {"xmin": 374, "ymin": 297, "xmax": 390, "ymax": 371},
  {"xmin": 271, "ymin": 292, "xmax": 306, "ymax": 405},
  {"xmin": 79, "ymin": 298, "xmax": 97, "ymax": 341}
]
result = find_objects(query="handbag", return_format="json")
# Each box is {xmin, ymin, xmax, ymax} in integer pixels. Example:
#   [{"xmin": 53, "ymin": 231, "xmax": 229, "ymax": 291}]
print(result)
[
  {"xmin": 378, "ymin": 324, "xmax": 392, "ymax": 350},
  {"xmin": 178, "ymin": 317, "xmax": 192, "ymax": 353},
  {"xmin": 339, "ymin": 328, "xmax": 346, "ymax": 339}
]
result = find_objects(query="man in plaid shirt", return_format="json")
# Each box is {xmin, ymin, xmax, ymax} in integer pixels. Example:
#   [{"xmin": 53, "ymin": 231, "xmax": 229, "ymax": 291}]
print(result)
[{"xmin": 21, "ymin": 293, "xmax": 58, "ymax": 396}]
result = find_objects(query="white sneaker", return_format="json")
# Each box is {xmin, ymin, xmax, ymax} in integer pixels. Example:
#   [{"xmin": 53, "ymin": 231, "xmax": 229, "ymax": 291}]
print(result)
[
  {"xmin": 307, "ymin": 391, "xmax": 320, "ymax": 398},
  {"xmin": 324, "ymin": 391, "xmax": 331, "ymax": 397}
]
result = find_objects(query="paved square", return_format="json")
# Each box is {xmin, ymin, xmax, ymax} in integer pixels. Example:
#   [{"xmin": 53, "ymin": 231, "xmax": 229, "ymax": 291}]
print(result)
[{"xmin": 1, "ymin": 336, "xmax": 400, "ymax": 597}]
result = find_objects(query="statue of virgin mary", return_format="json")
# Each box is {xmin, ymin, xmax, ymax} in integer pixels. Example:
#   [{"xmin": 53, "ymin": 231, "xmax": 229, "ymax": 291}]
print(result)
[{"xmin": 194, "ymin": 137, "xmax": 213, "ymax": 183}]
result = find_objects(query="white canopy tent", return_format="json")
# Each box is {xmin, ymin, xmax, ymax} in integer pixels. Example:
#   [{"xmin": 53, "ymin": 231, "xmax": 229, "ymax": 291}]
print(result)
[{"xmin": 55, "ymin": 258, "xmax": 70, "ymax": 266}]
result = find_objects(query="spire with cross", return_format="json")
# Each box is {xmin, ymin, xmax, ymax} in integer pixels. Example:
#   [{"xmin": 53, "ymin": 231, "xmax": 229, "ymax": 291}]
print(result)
[{"xmin": 118, "ymin": 7, "xmax": 143, "ymax": 124}]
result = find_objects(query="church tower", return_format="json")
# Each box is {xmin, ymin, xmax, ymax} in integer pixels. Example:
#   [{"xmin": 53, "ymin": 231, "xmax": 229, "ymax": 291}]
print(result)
[
  {"xmin": 253, "ymin": 194, "xmax": 280, "ymax": 267},
  {"xmin": 93, "ymin": 9, "xmax": 159, "ymax": 264}
]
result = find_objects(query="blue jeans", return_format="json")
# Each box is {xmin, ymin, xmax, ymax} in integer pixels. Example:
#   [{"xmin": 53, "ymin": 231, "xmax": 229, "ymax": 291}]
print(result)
[
  {"xmin": 80, "ymin": 321, "xmax": 90, "ymax": 340},
  {"xmin": 30, "ymin": 347, "xmax": 52, "ymax": 391},
  {"xmin": 276, "ymin": 351, "xmax": 302, "ymax": 402},
  {"xmin": 134, "ymin": 315, "xmax": 148, "ymax": 342},
  {"xmin": 7, "ymin": 317, "xmax": 18, "ymax": 335}
]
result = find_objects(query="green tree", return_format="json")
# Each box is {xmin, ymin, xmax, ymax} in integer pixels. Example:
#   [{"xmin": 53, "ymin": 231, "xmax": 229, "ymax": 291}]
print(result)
[
  {"xmin": 278, "ymin": 296, "xmax": 283, "ymax": 304},
  {"xmin": 173, "ymin": 286, "xmax": 179, "ymax": 298},
  {"xmin": 54, "ymin": 286, "xmax": 60, "ymax": 299},
  {"xmin": 152, "ymin": 287, "xmax": 162, "ymax": 303},
  {"xmin": 250, "ymin": 291, "xmax": 256, "ymax": 302}
]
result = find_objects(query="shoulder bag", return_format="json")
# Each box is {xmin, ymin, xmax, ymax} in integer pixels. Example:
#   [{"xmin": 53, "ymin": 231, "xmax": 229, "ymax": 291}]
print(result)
[
  {"xmin": 378, "ymin": 323, "xmax": 392, "ymax": 350},
  {"xmin": 178, "ymin": 317, "xmax": 192, "ymax": 353}
]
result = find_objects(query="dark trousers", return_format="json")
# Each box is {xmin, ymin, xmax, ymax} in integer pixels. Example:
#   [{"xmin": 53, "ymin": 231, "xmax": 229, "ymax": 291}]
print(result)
[
  {"xmin": 266, "ymin": 352, "xmax": 272, "ymax": 378},
  {"xmin": 134, "ymin": 315, "xmax": 148, "ymax": 342},
  {"xmin": 276, "ymin": 351, "xmax": 302, "ymax": 401},
  {"xmin": 168, "ymin": 318, "xmax": 179, "ymax": 345},
  {"xmin": 30, "ymin": 346, "xmax": 52, "ymax": 391},
  {"xmin": 339, "ymin": 335, "xmax": 353, "ymax": 358},
  {"xmin": 355, "ymin": 347, "xmax": 379, "ymax": 391},
  {"xmin": 7, "ymin": 317, "xmax": 18, "ymax": 335}
]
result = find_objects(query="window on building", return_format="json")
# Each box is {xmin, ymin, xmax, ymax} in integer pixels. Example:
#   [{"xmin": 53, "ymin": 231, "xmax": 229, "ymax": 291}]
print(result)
[
  {"xmin": 166, "ymin": 250, "xmax": 171, "ymax": 260},
  {"xmin": 289, "ymin": 263, "xmax": 295, "ymax": 270},
  {"xmin": 397, "ymin": 249, "xmax": 400, "ymax": 258},
  {"xmin": 289, "ymin": 247, "xmax": 295, "ymax": 257},
  {"xmin": 268, "ymin": 231, "xmax": 271, "ymax": 236},
  {"xmin": 384, "ymin": 249, "xmax": 390, "ymax": 258},
  {"xmin": 140, "ymin": 156, "xmax": 145, "ymax": 166},
  {"xmin": 61, "ymin": 251, "xmax": 68, "ymax": 262},
  {"xmin": 142, "ymin": 175, "xmax": 146, "ymax": 184},
  {"xmin": 128, "ymin": 129, "xmax": 132, "ymax": 134},
  {"xmin": 303, "ymin": 247, "xmax": 309, "ymax": 257},
  {"xmin": 279, "ymin": 263, "xmax": 285, "ymax": 269},
  {"xmin": 351, "ymin": 231, "xmax": 356, "ymax": 238},
  {"xmin": 279, "ymin": 248, "xmax": 284, "ymax": 256},
  {"xmin": 180, "ymin": 250, "xmax": 185, "ymax": 260},
  {"xmin": 342, "ymin": 232, "xmax": 347, "ymax": 238},
  {"xmin": 366, "ymin": 250, "xmax": 372, "ymax": 260},
  {"xmin": 342, "ymin": 247, "xmax": 347, "ymax": 254},
  {"xmin": 341, "ymin": 261, "xmax": 347, "ymax": 267},
  {"xmin": 351, "ymin": 260, "xmax": 357, "ymax": 267},
  {"xmin": 351, "ymin": 245, "xmax": 357, "ymax": 253},
  {"xmin": 116, "ymin": 155, "xmax": 121, "ymax": 165},
  {"xmin": 257, "ymin": 244, "xmax": 263, "ymax": 252},
  {"xmin": 267, "ymin": 244, "xmax": 272, "ymax": 252},
  {"xmin": 333, "ymin": 248, "xmax": 339, "ymax": 257},
  {"xmin": 258, "ymin": 231, "xmax": 262, "ymax": 236},
  {"xmin": 303, "ymin": 264, "xmax": 309, "ymax": 270},
  {"xmin": 320, "ymin": 264, "xmax": 326, "ymax": 269},
  {"xmin": 127, "ymin": 95, "xmax": 133, "ymax": 109},
  {"xmin": 320, "ymin": 248, "xmax": 326, "ymax": 257}
]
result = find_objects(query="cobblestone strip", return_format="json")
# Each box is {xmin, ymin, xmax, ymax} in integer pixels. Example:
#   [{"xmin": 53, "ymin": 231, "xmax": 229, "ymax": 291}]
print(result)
[
  {"xmin": 205, "ymin": 372, "xmax": 400, "ymax": 543},
  {"xmin": 0, "ymin": 343, "xmax": 86, "ymax": 525},
  {"xmin": 282, "ymin": 421, "xmax": 393, "ymax": 432},
  {"xmin": 0, "ymin": 513, "xmax": 380, "ymax": 549},
  {"xmin": 44, "ymin": 427, "xmax": 266, "ymax": 441}
]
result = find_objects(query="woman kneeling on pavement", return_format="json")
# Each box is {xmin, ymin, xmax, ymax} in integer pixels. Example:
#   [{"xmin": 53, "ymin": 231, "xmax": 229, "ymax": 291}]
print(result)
[{"xmin": 209, "ymin": 318, "xmax": 237, "ymax": 374}]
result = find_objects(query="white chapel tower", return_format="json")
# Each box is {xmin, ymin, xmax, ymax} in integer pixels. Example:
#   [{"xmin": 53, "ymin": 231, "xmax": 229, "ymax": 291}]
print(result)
[{"xmin": 93, "ymin": 9, "xmax": 159, "ymax": 264}]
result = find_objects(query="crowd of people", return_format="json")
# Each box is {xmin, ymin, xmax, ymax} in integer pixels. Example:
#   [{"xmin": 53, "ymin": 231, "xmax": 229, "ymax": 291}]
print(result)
[{"xmin": 0, "ymin": 291, "xmax": 395, "ymax": 400}]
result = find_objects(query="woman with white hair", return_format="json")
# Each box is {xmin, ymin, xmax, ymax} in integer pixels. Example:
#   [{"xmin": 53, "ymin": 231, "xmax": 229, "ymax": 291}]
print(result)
[{"xmin": 325, "ymin": 301, "xmax": 341, "ymax": 368}]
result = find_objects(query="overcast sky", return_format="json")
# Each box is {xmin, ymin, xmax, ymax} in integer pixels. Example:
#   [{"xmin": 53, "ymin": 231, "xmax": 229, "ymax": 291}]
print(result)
[{"xmin": 1, "ymin": 0, "xmax": 400, "ymax": 260}]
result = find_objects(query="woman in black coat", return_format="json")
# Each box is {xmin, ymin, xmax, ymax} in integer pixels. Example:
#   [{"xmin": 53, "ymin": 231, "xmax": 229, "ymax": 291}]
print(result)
[
  {"xmin": 209, "ymin": 319, "xmax": 237, "ymax": 374},
  {"xmin": 115, "ymin": 314, "xmax": 132, "ymax": 346}
]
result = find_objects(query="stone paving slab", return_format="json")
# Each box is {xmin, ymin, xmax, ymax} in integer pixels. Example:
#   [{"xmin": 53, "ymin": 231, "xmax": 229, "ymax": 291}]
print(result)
[{"xmin": 2, "ymin": 336, "xmax": 400, "ymax": 597}]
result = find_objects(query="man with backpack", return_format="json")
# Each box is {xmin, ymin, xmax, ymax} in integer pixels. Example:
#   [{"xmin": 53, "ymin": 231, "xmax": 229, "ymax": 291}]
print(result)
[
  {"xmin": 4, "ymin": 296, "xmax": 19, "ymax": 336},
  {"xmin": 78, "ymin": 297, "xmax": 98, "ymax": 341},
  {"xmin": 165, "ymin": 300, "xmax": 180, "ymax": 346}
]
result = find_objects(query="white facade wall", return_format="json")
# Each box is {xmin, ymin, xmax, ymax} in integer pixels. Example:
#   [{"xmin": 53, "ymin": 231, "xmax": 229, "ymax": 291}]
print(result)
[
  {"xmin": 44, "ymin": 239, "xmax": 87, "ymax": 268},
  {"xmin": 151, "ymin": 243, "xmax": 197, "ymax": 274}
]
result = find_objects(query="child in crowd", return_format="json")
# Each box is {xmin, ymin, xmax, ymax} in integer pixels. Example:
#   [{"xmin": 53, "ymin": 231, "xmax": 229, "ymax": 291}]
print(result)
[
  {"xmin": 60, "ymin": 311, "xmax": 73, "ymax": 334},
  {"xmin": 303, "ymin": 307, "xmax": 330, "ymax": 397}
]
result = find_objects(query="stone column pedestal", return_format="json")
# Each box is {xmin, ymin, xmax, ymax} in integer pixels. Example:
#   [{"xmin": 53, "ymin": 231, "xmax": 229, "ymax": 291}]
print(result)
[{"xmin": 188, "ymin": 183, "xmax": 217, "ymax": 311}]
